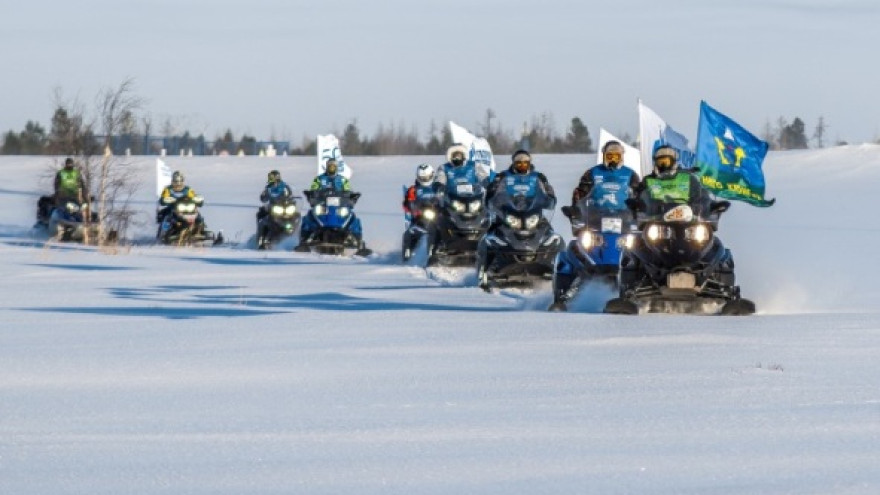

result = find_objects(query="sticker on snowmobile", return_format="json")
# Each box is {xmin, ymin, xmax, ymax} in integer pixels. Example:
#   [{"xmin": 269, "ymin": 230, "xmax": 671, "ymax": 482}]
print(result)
[
  {"xmin": 601, "ymin": 217, "xmax": 623, "ymax": 234},
  {"xmin": 326, "ymin": 196, "xmax": 341, "ymax": 207},
  {"xmin": 456, "ymin": 184, "xmax": 474, "ymax": 195},
  {"xmin": 663, "ymin": 205, "xmax": 694, "ymax": 222}
]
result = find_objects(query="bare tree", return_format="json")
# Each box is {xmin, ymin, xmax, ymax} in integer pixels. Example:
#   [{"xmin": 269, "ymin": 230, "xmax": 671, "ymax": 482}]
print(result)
[{"xmin": 89, "ymin": 78, "xmax": 144, "ymax": 246}]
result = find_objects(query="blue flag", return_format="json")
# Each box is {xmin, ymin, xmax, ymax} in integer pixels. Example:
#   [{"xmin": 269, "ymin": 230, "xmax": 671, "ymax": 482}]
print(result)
[{"xmin": 695, "ymin": 101, "xmax": 774, "ymax": 207}]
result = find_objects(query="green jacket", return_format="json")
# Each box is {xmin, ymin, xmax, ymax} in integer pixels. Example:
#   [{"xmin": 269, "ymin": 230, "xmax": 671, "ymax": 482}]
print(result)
[{"xmin": 55, "ymin": 168, "xmax": 86, "ymax": 200}]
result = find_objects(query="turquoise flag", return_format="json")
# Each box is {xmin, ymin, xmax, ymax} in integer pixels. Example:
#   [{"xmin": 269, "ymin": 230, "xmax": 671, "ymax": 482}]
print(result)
[{"xmin": 695, "ymin": 101, "xmax": 774, "ymax": 207}]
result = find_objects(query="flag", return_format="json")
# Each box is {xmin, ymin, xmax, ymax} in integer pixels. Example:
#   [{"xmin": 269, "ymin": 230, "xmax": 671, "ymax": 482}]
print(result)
[
  {"xmin": 317, "ymin": 134, "xmax": 351, "ymax": 179},
  {"xmin": 695, "ymin": 101, "xmax": 774, "ymax": 207},
  {"xmin": 156, "ymin": 158, "xmax": 172, "ymax": 197},
  {"xmin": 448, "ymin": 121, "xmax": 496, "ymax": 175},
  {"xmin": 596, "ymin": 128, "xmax": 641, "ymax": 176},
  {"xmin": 638, "ymin": 99, "xmax": 695, "ymax": 177}
]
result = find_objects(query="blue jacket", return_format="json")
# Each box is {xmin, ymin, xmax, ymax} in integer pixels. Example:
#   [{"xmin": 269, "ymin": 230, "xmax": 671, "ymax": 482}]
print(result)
[
  {"xmin": 572, "ymin": 164, "xmax": 640, "ymax": 210},
  {"xmin": 261, "ymin": 181, "xmax": 293, "ymax": 202},
  {"xmin": 310, "ymin": 174, "xmax": 350, "ymax": 192}
]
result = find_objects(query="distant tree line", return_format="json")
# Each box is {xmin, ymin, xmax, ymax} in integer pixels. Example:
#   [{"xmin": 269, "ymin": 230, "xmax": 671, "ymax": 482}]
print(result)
[
  {"xmin": 1, "ymin": 107, "xmax": 597, "ymax": 157},
  {"xmin": 0, "ymin": 84, "xmax": 852, "ymax": 156}
]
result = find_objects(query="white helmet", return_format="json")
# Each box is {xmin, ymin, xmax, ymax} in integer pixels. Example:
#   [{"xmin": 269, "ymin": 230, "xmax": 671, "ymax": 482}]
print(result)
[{"xmin": 416, "ymin": 163, "xmax": 435, "ymax": 186}]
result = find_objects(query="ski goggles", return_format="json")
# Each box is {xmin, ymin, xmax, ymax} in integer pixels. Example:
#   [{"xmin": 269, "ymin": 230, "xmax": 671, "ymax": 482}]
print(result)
[
  {"xmin": 654, "ymin": 156, "xmax": 674, "ymax": 168},
  {"xmin": 604, "ymin": 152, "xmax": 622, "ymax": 163}
]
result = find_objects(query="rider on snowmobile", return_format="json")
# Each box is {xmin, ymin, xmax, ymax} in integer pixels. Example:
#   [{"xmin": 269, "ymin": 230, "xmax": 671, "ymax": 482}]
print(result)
[
  {"xmin": 309, "ymin": 158, "xmax": 350, "ymax": 192},
  {"xmin": 298, "ymin": 158, "xmax": 365, "ymax": 250},
  {"xmin": 403, "ymin": 163, "xmax": 442, "ymax": 222},
  {"xmin": 157, "ymin": 170, "xmax": 205, "ymax": 233},
  {"xmin": 257, "ymin": 169, "xmax": 293, "ymax": 222},
  {"xmin": 54, "ymin": 157, "xmax": 88, "ymax": 206},
  {"xmin": 485, "ymin": 149, "xmax": 556, "ymax": 206},
  {"xmin": 401, "ymin": 163, "xmax": 442, "ymax": 260},
  {"xmin": 434, "ymin": 144, "xmax": 491, "ymax": 195},
  {"xmin": 632, "ymin": 145, "xmax": 711, "ymax": 217},
  {"xmin": 568, "ymin": 140, "xmax": 640, "ymax": 216}
]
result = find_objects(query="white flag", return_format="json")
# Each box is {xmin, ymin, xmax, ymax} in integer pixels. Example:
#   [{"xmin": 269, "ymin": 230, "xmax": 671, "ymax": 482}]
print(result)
[
  {"xmin": 316, "ymin": 134, "xmax": 351, "ymax": 179},
  {"xmin": 156, "ymin": 158, "xmax": 172, "ymax": 197},
  {"xmin": 448, "ymin": 121, "xmax": 496, "ymax": 174},
  {"xmin": 596, "ymin": 128, "xmax": 642, "ymax": 177},
  {"xmin": 638, "ymin": 99, "xmax": 694, "ymax": 176}
]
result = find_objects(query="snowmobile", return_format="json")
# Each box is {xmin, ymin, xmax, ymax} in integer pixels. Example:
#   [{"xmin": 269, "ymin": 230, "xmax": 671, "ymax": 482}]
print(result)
[
  {"xmin": 548, "ymin": 198, "xmax": 636, "ymax": 311},
  {"xmin": 402, "ymin": 196, "xmax": 440, "ymax": 262},
  {"xmin": 603, "ymin": 199, "xmax": 755, "ymax": 315},
  {"xmin": 157, "ymin": 195, "xmax": 222, "ymax": 246},
  {"xmin": 476, "ymin": 186, "xmax": 563, "ymax": 291},
  {"xmin": 428, "ymin": 178, "xmax": 489, "ymax": 266},
  {"xmin": 256, "ymin": 195, "xmax": 301, "ymax": 250},
  {"xmin": 35, "ymin": 195, "xmax": 56, "ymax": 229},
  {"xmin": 46, "ymin": 198, "xmax": 101, "ymax": 243},
  {"xmin": 295, "ymin": 189, "xmax": 371, "ymax": 256}
]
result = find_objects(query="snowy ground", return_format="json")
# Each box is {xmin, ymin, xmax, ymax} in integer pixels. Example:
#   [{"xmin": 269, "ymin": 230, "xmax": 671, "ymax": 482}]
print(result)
[{"xmin": 1, "ymin": 149, "xmax": 878, "ymax": 494}]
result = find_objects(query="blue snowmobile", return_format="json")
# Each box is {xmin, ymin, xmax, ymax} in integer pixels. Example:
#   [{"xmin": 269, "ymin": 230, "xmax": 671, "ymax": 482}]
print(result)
[
  {"xmin": 296, "ymin": 189, "xmax": 371, "ymax": 256},
  {"xmin": 548, "ymin": 197, "xmax": 636, "ymax": 311}
]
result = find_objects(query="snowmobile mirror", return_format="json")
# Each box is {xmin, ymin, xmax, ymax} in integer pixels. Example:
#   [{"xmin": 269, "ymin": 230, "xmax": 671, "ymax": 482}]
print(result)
[{"xmin": 710, "ymin": 200, "xmax": 731, "ymax": 214}]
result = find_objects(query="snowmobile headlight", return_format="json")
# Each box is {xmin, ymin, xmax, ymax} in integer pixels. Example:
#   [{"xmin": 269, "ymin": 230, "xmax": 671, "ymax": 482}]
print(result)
[
  {"xmin": 337, "ymin": 206, "xmax": 350, "ymax": 218},
  {"xmin": 618, "ymin": 233, "xmax": 637, "ymax": 250},
  {"xmin": 578, "ymin": 231, "xmax": 601, "ymax": 250},
  {"xmin": 505, "ymin": 214, "xmax": 522, "ymax": 229},
  {"xmin": 685, "ymin": 224, "xmax": 712, "ymax": 244},
  {"xmin": 423, "ymin": 209, "xmax": 437, "ymax": 221},
  {"xmin": 645, "ymin": 223, "xmax": 671, "ymax": 243},
  {"xmin": 524, "ymin": 214, "xmax": 540, "ymax": 230},
  {"xmin": 271, "ymin": 204, "xmax": 285, "ymax": 215},
  {"xmin": 469, "ymin": 200, "xmax": 482, "ymax": 212},
  {"xmin": 451, "ymin": 200, "xmax": 466, "ymax": 213},
  {"xmin": 284, "ymin": 204, "xmax": 297, "ymax": 216},
  {"xmin": 177, "ymin": 202, "xmax": 196, "ymax": 213},
  {"xmin": 314, "ymin": 205, "xmax": 326, "ymax": 216}
]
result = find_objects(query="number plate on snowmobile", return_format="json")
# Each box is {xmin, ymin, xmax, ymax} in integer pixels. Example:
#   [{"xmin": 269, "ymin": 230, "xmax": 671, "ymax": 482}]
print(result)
[
  {"xmin": 326, "ymin": 196, "xmax": 341, "ymax": 207},
  {"xmin": 667, "ymin": 272, "xmax": 696, "ymax": 290},
  {"xmin": 456, "ymin": 184, "xmax": 474, "ymax": 195},
  {"xmin": 601, "ymin": 217, "xmax": 623, "ymax": 234}
]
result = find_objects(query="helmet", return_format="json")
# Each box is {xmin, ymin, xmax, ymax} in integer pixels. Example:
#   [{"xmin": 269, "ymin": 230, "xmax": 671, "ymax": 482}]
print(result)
[
  {"xmin": 446, "ymin": 144, "xmax": 468, "ymax": 167},
  {"xmin": 511, "ymin": 149, "xmax": 531, "ymax": 174},
  {"xmin": 64, "ymin": 157, "xmax": 74, "ymax": 168},
  {"xmin": 652, "ymin": 145, "xmax": 678, "ymax": 177},
  {"xmin": 416, "ymin": 163, "xmax": 435, "ymax": 186},
  {"xmin": 267, "ymin": 170, "xmax": 281, "ymax": 184},
  {"xmin": 601, "ymin": 140, "xmax": 625, "ymax": 168},
  {"xmin": 325, "ymin": 159, "xmax": 338, "ymax": 176},
  {"xmin": 171, "ymin": 171, "xmax": 185, "ymax": 191}
]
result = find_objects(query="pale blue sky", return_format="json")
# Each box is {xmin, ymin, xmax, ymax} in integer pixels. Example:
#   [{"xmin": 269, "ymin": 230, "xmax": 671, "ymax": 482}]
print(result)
[{"xmin": 2, "ymin": 0, "xmax": 878, "ymax": 145}]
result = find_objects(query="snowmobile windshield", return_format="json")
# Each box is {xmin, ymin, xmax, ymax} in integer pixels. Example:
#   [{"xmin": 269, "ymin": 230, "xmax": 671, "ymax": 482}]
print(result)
[
  {"xmin": 446, "ymin": 178, "xmax": 484, "ymax": 201},
  {"xmin": 573, "ymin": 196, "xmax": 634, "ymax": 231},
  {"xmin": 491, "ymin": 186, "xmax": 554, "ymax": 218}
]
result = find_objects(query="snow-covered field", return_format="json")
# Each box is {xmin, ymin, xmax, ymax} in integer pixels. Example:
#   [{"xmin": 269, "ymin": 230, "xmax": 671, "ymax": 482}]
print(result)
[{"xmin": 1, "ymin": 149, "xmax": 878, "ymax": 494}]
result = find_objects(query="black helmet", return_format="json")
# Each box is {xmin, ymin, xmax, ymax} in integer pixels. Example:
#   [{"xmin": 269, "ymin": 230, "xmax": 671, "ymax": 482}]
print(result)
[
  {"xmin": 64, "ymin": 157, "xmax": 74, "ymax": 168},
  {"xmin": 601, "ymin": 141, "xmax": 624, "ymax": 168},
  {"xmin": 325, "ymin": 159, "xmax": 338, "ymax": 176},
  {"xmin": 268, "ymin": 170, "xmax": 281, "ymax": 183},
  {"xmin": 652, "ymin": 145, "xmax": 678, "ymax": 177}
]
